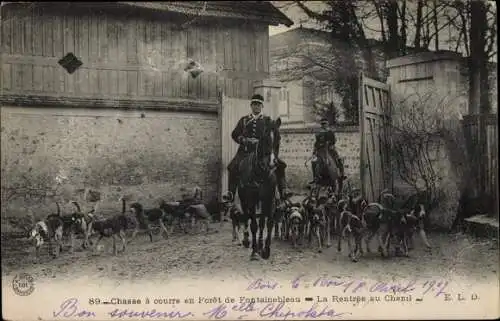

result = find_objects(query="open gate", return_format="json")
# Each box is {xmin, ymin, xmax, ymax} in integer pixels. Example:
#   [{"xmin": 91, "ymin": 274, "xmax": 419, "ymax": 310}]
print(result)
[
  {"xmin": 220, "ymin": 96, "xmax": 252, "ymax": 202},
  {"xmin": 359, "ymin": 73, "xmax": 393, "ymax": 203}
]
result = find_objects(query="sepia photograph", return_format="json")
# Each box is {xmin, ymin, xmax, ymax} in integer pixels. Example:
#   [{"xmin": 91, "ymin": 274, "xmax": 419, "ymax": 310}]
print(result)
[{"xmin": 1, "ymin": 1, "xmax": 498, "ymax": 320}]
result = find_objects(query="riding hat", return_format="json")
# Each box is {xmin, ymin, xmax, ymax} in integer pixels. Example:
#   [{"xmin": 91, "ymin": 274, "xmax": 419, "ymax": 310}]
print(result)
[{"xmin": 251, "ymin": 94, "xmax": 264, "ymax": 105}]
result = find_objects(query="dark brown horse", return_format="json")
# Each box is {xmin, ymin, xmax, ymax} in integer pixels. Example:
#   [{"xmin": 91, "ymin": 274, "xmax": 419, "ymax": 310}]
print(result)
[
  {"xmin": 237, "ymin": 117, "xmax": 281, "ymax": 260},
  {"xmin": 310, "ymin": 142, "xmax": 345, "ymax": 200}
]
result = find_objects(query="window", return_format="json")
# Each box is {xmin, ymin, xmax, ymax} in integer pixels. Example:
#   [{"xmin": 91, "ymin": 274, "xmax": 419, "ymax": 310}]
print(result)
[
  {"xmin": 278, "ymin": 87, "xmax": 290, "ymax": 118},
  {"xmin": 58, "ymin": 53, "xmax": 83, "ymax": 74}
]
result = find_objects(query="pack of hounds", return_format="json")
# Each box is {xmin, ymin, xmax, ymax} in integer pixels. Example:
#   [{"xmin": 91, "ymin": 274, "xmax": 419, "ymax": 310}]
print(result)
[
  {"xmin": 223, "ymin": 186, "xmax": 433, "ymax": 262},
  {"xmin": 29, "ymin": 185, "xmax": 432, "ymax": 263},
  {"xmin": 28, "ymin": 187, "xmax": 219, "ymax": 262}
]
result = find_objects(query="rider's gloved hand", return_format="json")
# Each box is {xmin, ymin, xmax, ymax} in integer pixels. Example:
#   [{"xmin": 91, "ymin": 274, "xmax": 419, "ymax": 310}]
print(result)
[{"xmin": 246, "ymin": 138, "xmax": 259, "ymax": 145}]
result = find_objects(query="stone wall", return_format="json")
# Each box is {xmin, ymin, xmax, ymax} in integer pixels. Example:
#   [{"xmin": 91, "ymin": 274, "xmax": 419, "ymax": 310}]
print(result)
[
  {"xmin": 279, "ymin": 124, "xmax": 361, "ymax": 191},
  {"xmin": 1, "ymin": 106, "xmax": 220, "ymax": 221}
]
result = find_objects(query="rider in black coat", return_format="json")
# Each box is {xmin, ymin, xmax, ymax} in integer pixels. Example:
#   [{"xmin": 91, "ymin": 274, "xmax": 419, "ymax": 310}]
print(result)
[
  {"xmin": 309, "ymin": 117, "xmax": 346, "ymax": 184},
  {"xmin": 227, "ymin": 94, "xmax": 288, "ymax": 201}
]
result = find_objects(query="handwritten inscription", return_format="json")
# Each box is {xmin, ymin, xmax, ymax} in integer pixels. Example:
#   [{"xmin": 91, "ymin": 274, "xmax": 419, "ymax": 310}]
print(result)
[
  {"xmin": 53, "ymin": 298, "xmax": 97, "ymax": 318},
  {"xmin": 53, "ymin": 298, "xmax": 194, "ymax": 319},
  {"xmin": 288, "ymin": 275, "xmax": 449, "ymax": 298},
  {"xmin": 246, "ymin": 278, "xmax": 280, "ymax": 291},
  {"xmin": 203, "ymin": 302, "xmax": 350, "ymax": 320},
  {"xmin": 108, "ymin": 308, "xmax": 194, "ymax": 319}
]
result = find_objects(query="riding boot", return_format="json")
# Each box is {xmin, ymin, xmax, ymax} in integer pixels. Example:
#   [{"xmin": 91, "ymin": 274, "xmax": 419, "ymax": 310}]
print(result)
[
  {"xmin": 309, "ymin": 161, "xmax": 319, "ymax": 185},
  {"xmin": 336, "ymin": 158, "xmax": 347, "ymax": 180}
]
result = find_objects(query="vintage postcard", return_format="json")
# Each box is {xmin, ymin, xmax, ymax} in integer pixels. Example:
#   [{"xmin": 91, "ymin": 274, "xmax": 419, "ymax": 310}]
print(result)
[{"xmin": 1, "ymin": 1, "xmax": 499, "ymax": 320}]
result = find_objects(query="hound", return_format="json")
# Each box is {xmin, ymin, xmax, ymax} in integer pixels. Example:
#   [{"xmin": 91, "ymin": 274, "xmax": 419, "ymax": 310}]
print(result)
[
  {"xmin": 393, "ymin": 203, "xmax": 432, "ymax": 256},
  {"xmin": 28, "ymin": 203, "xmax": 64, "ymax": 262},
  {"xmin": 69, "ymin": 200, "xmax": 99, "ymax": 249},
  {"xmin": 129, "ymin": 201, "xmax": 170, "ymax": 243},
  {"xmin": 222, "ymin": 192, "xmax": 248, "ymax": 245},
  {"xmin": 288, "ymin": 206, "xmax": 304, "ymax": 249},
  {"xmin": 90, "ymin": 198, "xmax": 128, "ymax": 255}
]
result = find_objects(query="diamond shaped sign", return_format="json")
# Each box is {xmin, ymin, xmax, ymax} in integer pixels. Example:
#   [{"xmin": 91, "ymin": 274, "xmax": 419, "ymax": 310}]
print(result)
[{"xmin": 58, "ymin": 52, "xmax": 83, "ymax": 74}]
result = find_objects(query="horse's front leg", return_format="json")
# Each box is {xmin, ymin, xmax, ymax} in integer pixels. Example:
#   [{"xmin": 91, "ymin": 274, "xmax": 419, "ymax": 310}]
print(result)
[
  {"xmin": 249, "ymin": 204, "xmax": 259, "ymax": 260},
  {"xmin": 257, "ymin": 208, "xmax": 266, "ymax": 252},
  {"xmin": 337, "ymin": 221, "xmax": 343, "ymax": 253},
  {"xmin": 241, "ymin": 218, "xmax": 250, "ymax": 248},
  {"xmin": 326, "ymin": 216, "xmax": 332, "ymax": 248},
  {"xmin": 261, "ymin": 198, "xmax": 274, "ymax": 259}
]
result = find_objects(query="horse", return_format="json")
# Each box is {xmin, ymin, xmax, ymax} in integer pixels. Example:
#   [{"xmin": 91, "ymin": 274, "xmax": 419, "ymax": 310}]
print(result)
[
  {"xmin": 237, "ymin": 117, "xmax": 281, "ymax": 260},
  {"xmin": 309, "ymin": 143, "xmax": 345, "ymax": 200}
]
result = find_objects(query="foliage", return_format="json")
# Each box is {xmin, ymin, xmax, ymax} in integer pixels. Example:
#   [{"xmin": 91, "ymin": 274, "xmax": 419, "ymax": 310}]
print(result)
[
  {"xmin": 287, "ymin": 1, "xmax": 497, "ymax": 123},
  {"xmin": 390, "ymin": 91, "xmax": 465, "ymax": 211},
  {"xmin": 312, "ymin": 101, "xmax": 339, "ymax": 125}
]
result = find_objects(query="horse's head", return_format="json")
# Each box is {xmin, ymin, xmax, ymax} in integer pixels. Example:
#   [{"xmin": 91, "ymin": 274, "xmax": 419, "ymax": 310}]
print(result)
[{"xmin": 257, "ymin": 117, "xmax": 282, "ymax": 170}]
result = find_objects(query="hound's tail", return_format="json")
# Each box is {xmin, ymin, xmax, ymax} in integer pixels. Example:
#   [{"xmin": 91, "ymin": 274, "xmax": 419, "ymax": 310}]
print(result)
[
  {"xmin": 120, "ymin": 197, "xmax": 126, "ymax": 214},
  {"xmin": 71, "ymin": 201, "xmax": 82, "ymax": 213},
  {"xmin": 56, "ymin": 202, "xmax": 61, "ymax": 216}
]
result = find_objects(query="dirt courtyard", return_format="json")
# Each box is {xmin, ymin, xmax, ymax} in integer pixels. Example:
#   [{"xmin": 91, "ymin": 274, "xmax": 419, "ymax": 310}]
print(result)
[{"xmin": 2, "ymin": 222, "xmax": 498, "ymax": 284}]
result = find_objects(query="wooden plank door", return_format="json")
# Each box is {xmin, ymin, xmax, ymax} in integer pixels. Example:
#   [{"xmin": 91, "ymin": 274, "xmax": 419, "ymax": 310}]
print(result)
[
  {"xmin": 220, "ymin": 95, "xmax": 251, "ymax": 201},
  {"xmin": 359, "ymin": 73, "xmax": 393, "ymax": 203}
]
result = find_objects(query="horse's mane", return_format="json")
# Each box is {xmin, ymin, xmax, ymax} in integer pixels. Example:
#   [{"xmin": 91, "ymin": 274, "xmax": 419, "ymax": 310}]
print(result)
[{"xmin": 239, "ymin": 117, "xmax": 280, "ymax": 188}]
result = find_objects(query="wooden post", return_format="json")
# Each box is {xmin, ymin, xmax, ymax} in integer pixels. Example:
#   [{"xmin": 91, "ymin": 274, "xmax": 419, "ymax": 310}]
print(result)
[{"xmin": 468, "ymin": 0, "xmax": 489, "ymax": 198}]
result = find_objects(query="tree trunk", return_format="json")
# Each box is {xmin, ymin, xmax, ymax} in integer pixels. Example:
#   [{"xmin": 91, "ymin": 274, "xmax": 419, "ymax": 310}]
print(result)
[
  {"xmin": 469, "ymin": 0, "xmax": 490, "ymax": 115},
  {"xmin": 385, "ymin": 0, "xmax": 400, "ymax": 58},
  {"xmin": 414, "ymin": 0, "xmax": 423, "ymax": 49},
  {"xmin": 400, "ymin": 0, "xmax": 407, "ymax": 55},
  {"xmin": 432, "ymin": 0, "xmax": 439, "ymax": 51}
]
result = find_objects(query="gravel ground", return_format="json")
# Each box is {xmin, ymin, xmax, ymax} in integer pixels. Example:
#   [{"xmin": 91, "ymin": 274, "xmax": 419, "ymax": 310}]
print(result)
[{"xmin": 2, "ymin": 222, "xmax": 498, "ymax": 283}]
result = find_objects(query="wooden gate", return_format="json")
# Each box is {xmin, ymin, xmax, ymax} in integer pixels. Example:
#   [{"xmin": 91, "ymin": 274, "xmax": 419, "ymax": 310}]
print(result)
[
  {"xmin": 359, "ymin": 74, "xmax": 393, "ymax": 203},
  {"xmin": 220, "ymin": 96, "xmax": 251, "ymax": 201}
]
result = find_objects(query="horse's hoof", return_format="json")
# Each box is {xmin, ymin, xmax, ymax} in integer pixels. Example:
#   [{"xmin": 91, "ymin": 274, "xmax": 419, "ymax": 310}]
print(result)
[
  {"xmin": 242, "ymin": 240, "xmax": 250, "ymax": 248},
  {"xmin": 326, "ymin": 243, "xmax": 332, "ymax": 248},
  {"xmin": 250, "ymin": 253, "xmax": 259, "ymax": 261},
  {"xmin": 351, "ymin": 257, "xmax": 358, "ymax": 263},
  {"xmin": 318, "ymin": 249, "xmax": 322, "ymax": 253},
  {"xmin": 261, "ymin": 247, "xmax": 271, "ymax": 259}
]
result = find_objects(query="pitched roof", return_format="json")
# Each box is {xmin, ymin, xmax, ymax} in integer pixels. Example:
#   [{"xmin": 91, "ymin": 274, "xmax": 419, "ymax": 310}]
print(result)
[
  {"xmin": 117, "ymin": 1, "xmax": 293, "ymax": 26},
  {"xmin": 1, "ymin": 1, "xmax": 293, "ymax": 27}
]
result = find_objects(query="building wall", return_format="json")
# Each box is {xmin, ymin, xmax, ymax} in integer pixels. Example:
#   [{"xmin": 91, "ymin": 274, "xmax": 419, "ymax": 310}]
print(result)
[
  {"xmin": 0, "ymin": 4, "xmax": 270, "ymax": 102},
  {"xmin": 1, "ymin": 106, "xmax": 220, "ymax": 218},
  {"xmin": 280, "ymin": 125, "xmax": 361, "ymax": 191},
  {"xmin": 0, "ymin": 3, "xmax": 274, "ymax": 222}
]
